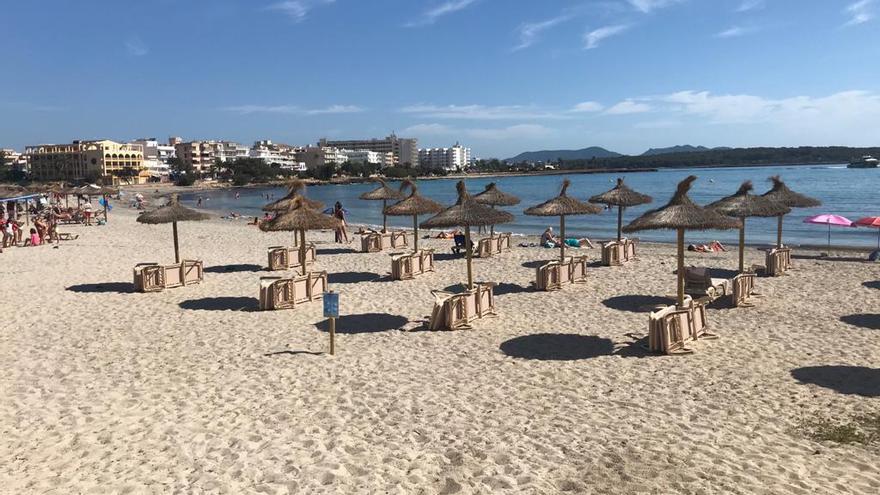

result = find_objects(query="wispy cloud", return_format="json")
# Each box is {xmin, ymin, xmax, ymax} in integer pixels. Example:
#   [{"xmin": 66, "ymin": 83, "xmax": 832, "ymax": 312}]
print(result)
[
  {"xmin": 844, "ymin": 0, "xmax": 875, "ymax": 26},
  {"xmin": 627, "ymin": 0, "xmax": 684, "ymax": 13},
  {"xmin": 125, "ymin": 36, "xmax": 149, "ymax": 57},
  {"xmin": 570, "ymin": 101, "xmax": 604, "ymax": 113},
  {"xmin": 407, "ymin": 0, "xmax": 479, "ymax": 27},
  {"xmin": 584, "ymin": 24, "xmax": 630, "ymax": 49},
  {"xmin": 402, "ymin": 122, "xmax": 550, "ymax": 140},
  {"xmin": 513, "ymin": 14, "xmax": 573, "ymax": 51},
  {"xmin": 715, "ymin": 25, "xmax": 759, "ymax": 38},
  {"xmin": 400, "ymin": 104, "xmax": 568, "ymax": 120},
  {"xmin": 736, "ymin": 0, "xmax": 765, "ymax": 12},
  {"xmin": 605, "ymin": 100, "xmax": 652, "ymax": 115},
  {"xmin": 265, "ymin": 0, "xmax": 335, "ymax": 22},
  {"xmin": 223, "ymin": 104, "xmax": 363, "ymax": 115}
]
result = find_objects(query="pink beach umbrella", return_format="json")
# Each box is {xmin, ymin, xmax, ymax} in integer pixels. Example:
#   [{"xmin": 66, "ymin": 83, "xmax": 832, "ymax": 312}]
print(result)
[
  {"xmin": 803, "ymin": 214, "xmax": 854, "ymax": 248},
  {"xmin": 854, "ymin": 217, "xmax": 880, "ymax": 249}
]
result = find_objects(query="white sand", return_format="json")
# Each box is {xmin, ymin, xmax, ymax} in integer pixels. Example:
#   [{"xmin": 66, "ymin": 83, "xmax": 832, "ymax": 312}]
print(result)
[{"xmin": 1, "ymin": 204, "xmax": 879, "ymax": 494}]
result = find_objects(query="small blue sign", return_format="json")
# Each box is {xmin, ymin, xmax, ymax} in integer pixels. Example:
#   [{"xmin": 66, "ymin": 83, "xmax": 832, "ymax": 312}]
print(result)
[{"xmin": 323, "ymin": 291, "xmax": 339, "ymax": 318}]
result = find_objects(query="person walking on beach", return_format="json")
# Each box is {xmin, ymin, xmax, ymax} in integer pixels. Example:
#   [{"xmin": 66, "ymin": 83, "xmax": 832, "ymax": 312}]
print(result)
[
  {"xmin": 334, "ymin": 201, "xmax": 349, "ymax": 243},
  {"xmin": 82, "ymin": 201, "xmax": 93, "ymax": 226},
  {"xmin": 197, "ymin": 196, "xmax": 203, "ymax": 207}
]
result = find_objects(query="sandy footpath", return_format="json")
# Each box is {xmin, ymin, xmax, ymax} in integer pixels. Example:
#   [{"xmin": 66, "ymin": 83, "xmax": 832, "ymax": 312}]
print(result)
[{"xmin": 1, "ymin": 204, "xmax": 879, "ymax": 494}]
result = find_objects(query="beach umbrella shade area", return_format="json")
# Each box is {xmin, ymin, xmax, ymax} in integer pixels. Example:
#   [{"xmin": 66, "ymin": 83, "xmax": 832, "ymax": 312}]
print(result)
[
  {"xmin": 854, "ymin": 217, "xmax": 880, "ymax": 249},
  {"xmin": 760, "ymin": 176, "xmax": 821, "ymax": 248},
  {"xmin": 263, "ymin": 179, "xmax": 324, "ymax": 212},
  {"xmin": 623, "ymin": 175, "xmax": 741, "ymax": 306},
  {"xmin": 136, "ymin": 194, "xmax": 211, "ymax": 263},
  {"xmin": 359, "ymin": 178, "xmax": 403, "ymax": 232},
  {"xmin": 420, "ymin": 181, "xmax": 514, "ymax": 290},
  {"xmin": 707, "ymin": 181, "xmax": 791, "ymax": 272},
  {"xmin": 260, "ymin": 198, "xmax": 341, "ymax": 275},
  {"xmin": 589, "ymin": 177, "xmax": 653, "ymax": 242},
  {"xmin": 384, "ymin": 179, "xmax": 443, "ymax": 252},
  {"xmin": 524, "ymin": 179, "xmax": 602, "ymax": 262},
  {"xmin": 473, "ymin": 182, "xmax": 521, "ymax": 237},
  {"xmin": 803, "ymin": 214, "xmax": 854, "ymax": 249}
]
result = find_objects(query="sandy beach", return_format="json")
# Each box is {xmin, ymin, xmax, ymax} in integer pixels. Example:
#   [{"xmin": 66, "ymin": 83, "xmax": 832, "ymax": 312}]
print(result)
[{"xmin": 2, "ymin": 204, "xmax": 879, "ymax": 494}]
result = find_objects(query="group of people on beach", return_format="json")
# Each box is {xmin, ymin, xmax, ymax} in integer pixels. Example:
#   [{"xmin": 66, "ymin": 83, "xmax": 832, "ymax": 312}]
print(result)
[{"xmin": 0, "ymin": 203, "xmax": 66, "ymax": 252}]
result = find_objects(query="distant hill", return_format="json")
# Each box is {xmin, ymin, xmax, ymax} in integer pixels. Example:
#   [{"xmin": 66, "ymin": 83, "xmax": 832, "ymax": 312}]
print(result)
[
  {"xmin": 641, "ymin": 145, "xmax": 711, "ymax": 156},
  {"xmin": 507, "ymin": 147, "xmax": 621, "ymax": 163}
]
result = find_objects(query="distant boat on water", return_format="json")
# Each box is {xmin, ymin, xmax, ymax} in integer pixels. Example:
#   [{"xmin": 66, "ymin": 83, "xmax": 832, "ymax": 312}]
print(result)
[{"xmin": 847, "ymin": 155, "xmax": 879, "ymax": 168}]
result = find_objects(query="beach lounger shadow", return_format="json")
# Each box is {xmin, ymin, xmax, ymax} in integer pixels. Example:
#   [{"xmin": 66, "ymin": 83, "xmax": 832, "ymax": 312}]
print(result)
[
  {"xmin": 204, "ymin": 263, "xmax": 263, "ymax": 273},
  {"xmin": 500, "ymin": 334, "xmax": 614, "ymax": 361},
  {"xmin": 791, "ymin": 366, "xmax": 880, "ymax": 397},
  {"xmin": 328, "ymin": 271, "xmax": 382, "ymax": 284},
  {"xmin": 491, "ymin": 282, "xmax": 533, "ymax": 296},
  {"xmin": 314, "ymin": 313, "xmax": 409, "ymax": 334},
  {"xmin": 839, "ymin": 314, "xmax": 880, "ymax": 330},
  {"xmin": 66, "ymin": 282, "xmax": 134, "ymax": 294},
  {"xmin": 179, "ymin": 296, "xmax": 260, "ymax": 312},
  {"xmin": 862, "ymin": 281, "xmax": 880, "ymax": 290},
  {"xmin": 317, "ymin": 247, "xmax": 358, "ymax": 256},
  {"xmin": 602, "ymin": 295, "xmax": 674, "ymax": 313},
  {"xmin": 522, "ymin": 260, "xmax": 551, "ymax": 269}
]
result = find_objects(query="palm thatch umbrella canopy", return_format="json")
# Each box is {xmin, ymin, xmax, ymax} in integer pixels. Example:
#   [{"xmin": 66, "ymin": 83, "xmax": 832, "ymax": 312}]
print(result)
[
  {"xmin": 359, "ymin": 178, "xmax": 403, "ymax": 232},
  {"xmin": 524, "ymin": 179, "xmax": 602, "ymax": 262},
  {"xmin": 384, "ymin": 179, "xmax": 442, "ymax": 252},
  {"xmin": 263, "ymin": 179, "xmax": 324, "ymax": 212},
  {"xmin": 589, "ymin": 178, "xmax": 653, "ymax": 242},
  {"xmin": 260, "ymin": 198, "xmax": 340, "ymax": 275},
  {"xmin": 0, "ymin": 185, "xmax": 28, "ymax": 200},
  {"xmin": 707, "ymin": 181, "xmax": 791, "ymax": 272},
  {"xmin": 474, "ymin": 182, "xmax": 520, "ymax": 237},
  {"xmin": 137, "ymin": 194, "xmax": 210, "ymax": 263},
  {"xmin": 761, "ymin": 175, "xmax": 821, "ymax": 248},
  {"xmin": 421, "ymin": 181, "xmax": 514, "ymax": 289},
  {"xmin": 624, "ymin": 175, "xmax": 741, "ymax": 306}
]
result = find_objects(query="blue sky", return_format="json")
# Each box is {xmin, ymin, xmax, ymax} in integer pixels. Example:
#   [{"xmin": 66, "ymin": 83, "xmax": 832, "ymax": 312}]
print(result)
[{"xmin": 2, "ymin": 0, "xmax": 879, "ymax": 158}]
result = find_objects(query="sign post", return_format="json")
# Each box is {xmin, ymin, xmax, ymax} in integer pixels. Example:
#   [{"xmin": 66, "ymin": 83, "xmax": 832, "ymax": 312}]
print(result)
[{"xmin": 323, "ymin": 290, "xmax": 339, "ymax": 355}]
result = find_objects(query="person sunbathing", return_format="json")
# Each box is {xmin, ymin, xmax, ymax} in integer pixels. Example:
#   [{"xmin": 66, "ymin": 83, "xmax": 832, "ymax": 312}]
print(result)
[
  {"xmin": 436, "ymin": 230, "xmax": 460, "ymax": 239},
  {"xmin": 541, "ymin": 227, "xmax": 561, "ymax": 247}
]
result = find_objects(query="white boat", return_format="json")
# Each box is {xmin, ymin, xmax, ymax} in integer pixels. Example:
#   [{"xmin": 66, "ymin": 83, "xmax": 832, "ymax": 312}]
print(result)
[{"xmin": 848, "ymin": 155, "xmax": 879, "ymax": 168}]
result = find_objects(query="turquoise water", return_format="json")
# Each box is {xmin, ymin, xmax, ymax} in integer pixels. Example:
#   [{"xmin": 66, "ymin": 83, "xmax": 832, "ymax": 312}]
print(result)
[{"xmin": 180, "ymin": 164, "xmax": 880, "ymax": 248}]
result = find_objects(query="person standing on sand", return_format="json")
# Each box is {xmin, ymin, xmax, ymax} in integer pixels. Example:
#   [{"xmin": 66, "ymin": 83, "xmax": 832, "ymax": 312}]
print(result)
[
  {"xmin": 82, "ymin": 201, "xmax": 93, "ymax": 226},
  {"xmin": 334, "ymin": 201, "xmax": 349, "ymax": 243},
  {"xmin": 197, "ymin": 196, "xmax": 203, "ymax": 207}
]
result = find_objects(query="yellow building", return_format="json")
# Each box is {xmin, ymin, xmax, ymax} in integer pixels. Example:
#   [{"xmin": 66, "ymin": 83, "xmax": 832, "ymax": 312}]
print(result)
[{"xmin": 26, "ymin": 140, "xmax": 148, "ymax": 185}]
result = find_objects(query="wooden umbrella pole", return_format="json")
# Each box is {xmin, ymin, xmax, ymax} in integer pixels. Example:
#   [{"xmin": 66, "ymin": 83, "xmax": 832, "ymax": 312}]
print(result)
[
  {"xmin": 677, "ymin": 228, "xmax": 685, "ymax": 307},
  {"xmin": 777, "ymin": 215, "xmax": 783, "ymax": 248},
  {"xmin": 617, "ymin": 206, "xmax": 623, "ymax": 242},
  {"xmin": 300, "ymin": 229, "xmax": 307, "ymax": 276},
  {"xmin": 738, "ymin": 219, "xmax": 746, "ymax": 273},
  {"xmin": 560, "ymin": 215, "xmax": 566, "ymax": 262},
  {"xmin": 412, "ymin": 215, "xmax": 419, "ymax": 253},
  {"xmin": 382, "ymin": 199, "xmax": 387, "ymax": 232},
  {"xmin": 490, "ymin": 205, "xmax": 496, "ymax": 238},
  {"xmin": 104, "ymin": 194, "xmax": 109, "ymax": 222},
  {"xmin": 465, "ymin": 225, "xmax": 474, "ymax": 290},
  {"xmin": 172, "ymin": 221, "xmax": 180, "ymax": 264}
]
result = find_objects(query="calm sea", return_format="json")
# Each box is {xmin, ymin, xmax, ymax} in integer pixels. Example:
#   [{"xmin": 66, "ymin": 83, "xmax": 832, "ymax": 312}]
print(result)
[{"xmin": 180, "ymin": 164, "xmax": 880, "ymax": 248}]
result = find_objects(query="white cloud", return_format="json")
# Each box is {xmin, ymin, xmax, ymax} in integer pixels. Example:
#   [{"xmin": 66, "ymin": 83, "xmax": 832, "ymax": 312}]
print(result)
[
  {"xmin": 605, "ymin": 100, "xmax": 652, "ymax": 114},
  {"xmin": 584, "ymin": 24, "xmax": 630, "ymax": 49},
  {"xmin": 513, "ymin": 14, "xmax": 573, "ymax": 51},
  {"xmin": 736, "ymin": 0, "xmax": 765, "ymax": 12},
  {"xmin": 266, "ymin": 0, "xmax": 335, "ymax": 22},
  {"xmin": 125, "ymin": 36, "xmax": 148, "ymax": 56},
  {"xmin": 401, "ymin": 123, "xmax": 456, "ymax": 135},
  {"xmin": 222, "ymin": 104, "xmax": 363, "ymax": 115},
  {"xmin": 407, "ymin": 0, "xmax": 479, "ymax": 27},
  {"xmin": 844, "ymin": 0, "xmax": 875, "ymax": 26},
  {"xmin": 633, "ymin": 119, "xmax": 682, "ymax": 129},
  {"xmin": 627, "ymin": 0, "xmax": 684, "ymax": 13},
  {"xmin": 400, "ymin": 104, "xmax": 567, "ymax": 120},
  {"xmin": 715, "ymin": 25, "xmax": 758, "ymax": 38},
  {"xmin": 466, "ymin": 124, "xmax": 551, "ymax": 140},
  {"xmin": 570, "ymin": 101, "xmax": 604, "ymax": 113}
]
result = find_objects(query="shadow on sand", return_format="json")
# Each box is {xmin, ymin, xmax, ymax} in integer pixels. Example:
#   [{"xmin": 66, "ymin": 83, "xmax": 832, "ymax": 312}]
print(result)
[
  {"xmin": 317, "ymin": 247, "xmax": 358, "ymax": 256},
  {"xmin": 601, "ymin": 295, "xmax": 673, "ymax": 313},
  {"xmin": 791, "ymin": 366, "xmax": 880, "ymax": 397},
  {"xmin": 204, "ymin": 264, "xmax": 263, "ymax": 273},
  {"xmin": 862, "ymin": 281, "xmax": 880, "ymax": 290},
  {"xmin": 66, "ymin": 282, "xmax": 134, "ymax": 294},
  {"xmin": 840, "ymin": 314, "xmax": 880, "ymax": 330},
  {"xmin": 328, "ymin": 271, "xmax": 382, "ymax": 284},
  {"xmin": 264, "ymin": 350, "xmax": 324, "ymax": 357},
  {"xmin": 179, "ymin": 296, "xmax": 259, "ymax": 312},
  {"xmin": 500, "ymin": 334, "xmax": 615, "ymax": 361},
  {"xmin": 314, "ymin": 313, "xmax": 408, "ymax": 334}
]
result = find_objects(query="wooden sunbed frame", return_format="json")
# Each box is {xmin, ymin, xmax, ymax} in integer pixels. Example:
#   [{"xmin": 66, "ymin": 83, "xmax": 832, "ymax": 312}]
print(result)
[
  {"xmin": 427, "ymin": 282, "xmax": 496, "ymax": 331},
  {"xmin": 390, "ymin": 249, "xmax": 436, "ymax": 281},
  {"xmin": 267, "ymin": 245, "xmax": 317, "ymax": 271},
  {"xmin": 258, "ymin": 271, "xmax": 328, "ymax": 310},
  {"xmin": 133, "ymin": 260, "xmax": 204, "ymax": 292}
]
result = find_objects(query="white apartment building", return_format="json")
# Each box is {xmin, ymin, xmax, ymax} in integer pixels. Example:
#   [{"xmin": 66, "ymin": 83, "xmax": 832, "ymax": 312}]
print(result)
[
  {"xmin": 418, "ymin": 143, "xmax": 471, "ymax": 172},
  {"xmin": 1, "ymin": 148, "xmax": 27, "ymax": 172},
  {"xmin": 132, "ymin": 138, "xmax": 177, "ymax": 178},
  {"xmin": 213, "ymin": 141, "xmax": 249, "ymax": 162},
  {"xmin": 341, "ymin": 149, "xmax": 382, "ymax": 165},
  {"xmin": 249, "ymin": 147, "xmax": 306, "ymax": 172},
  {"xmin": 298, "ymin": 146, "xmax": 348, "ymax": 170}
]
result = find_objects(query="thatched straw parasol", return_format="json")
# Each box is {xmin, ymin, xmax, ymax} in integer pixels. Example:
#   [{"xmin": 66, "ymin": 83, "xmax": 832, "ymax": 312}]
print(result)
[
  {"xmin": 624, "ymin": 176, "xmax": 741, "ymax": 306},
  {"xmin": 707, "ymin": 181, "xmax": 791, "ymax": 272},
  {"xmin": 474, "ymin": 182, "xmax": 520, "ymax": 237},
  {"xmin": 0, "ymin": 185, "xmax": 28, "ymax": 200},
  {"xmin": 524, "ymin": 179, "xmax": 601, "ymax": 262},
  {"xmin": 384, "ymin": 179, "xmax": 442, "ymax": 252},
  {"xmin": 421, "ymin": 181, "xmax": 514, "ymax": 289},
  {"xmin": 260, "ymin": 198, "xmax": 340, "ymax": 275},
  {"xmin": 137, "ymin": 194, "xmax": 210, "ymax": 263},
  {"xmin": 761, "ymin": 175, "xmax": 821, "ymax": 248},
  {"xmin": 263, "ymin": 179, "xmax": 324, "ymax": 212},
  {"xmin": 360, "ymin": 178, "xmax": 403, "ymax": 232},
  {"xmin": 589, "ymin": 177, "xmax": 653, "ymax": 242}
]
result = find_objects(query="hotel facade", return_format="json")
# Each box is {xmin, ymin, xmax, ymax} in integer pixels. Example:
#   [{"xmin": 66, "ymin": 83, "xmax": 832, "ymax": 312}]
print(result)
[
  {"xmin": 26, "ymin": 140, "xmax": 147, "ymax": 184},
  {"xmin": 318, "ymin": 134, "xmax": 419, "ymax": 167}
]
